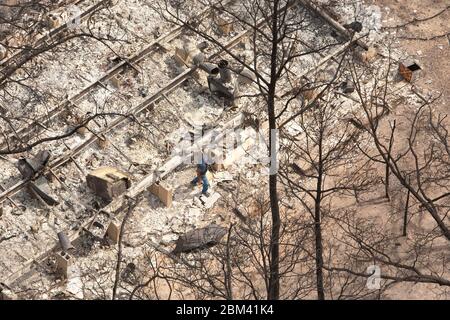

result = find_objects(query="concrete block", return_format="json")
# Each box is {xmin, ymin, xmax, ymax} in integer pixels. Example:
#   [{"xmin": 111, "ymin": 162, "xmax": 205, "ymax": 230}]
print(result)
[
  {"xmin": 148, "ymin": 183, "xmax": 173, "ymax": 208},
  {"xmin": 148, "ymin": 183, "xmax": 159, "ymax": 196},
  {"xmin": 56, "ymin": 251, "xmax": 72, "ymax": 278},
  {"xmin": 91, "ymin": 220, "xmax": 107, "ymax": 238},
  {"xmin": 158, "ymin": 185, "xmax": 173, "ymax": 208}
]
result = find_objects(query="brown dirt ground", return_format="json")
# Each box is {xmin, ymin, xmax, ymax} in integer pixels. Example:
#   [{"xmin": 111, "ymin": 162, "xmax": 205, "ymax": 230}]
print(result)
[
  {"xmin": 362, "ymin": 0, "xmax": 450, "ymax": 299},
  {"xmin": 367, "ymin": 0, "xmax": 450, "ymax": 110}
]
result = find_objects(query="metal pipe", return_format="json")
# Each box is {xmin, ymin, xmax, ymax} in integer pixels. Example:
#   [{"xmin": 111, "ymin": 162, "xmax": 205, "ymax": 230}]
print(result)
[{"xmin": 199, "ymin": 62, "xmax": 219, "ymax": 75}]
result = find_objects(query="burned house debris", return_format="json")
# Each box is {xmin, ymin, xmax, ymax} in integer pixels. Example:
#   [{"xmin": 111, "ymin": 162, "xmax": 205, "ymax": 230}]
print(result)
[
  {"xmin": 0, "ymin": 0, "xmax": 448, "ymax": 301},
  {"xmin": 17, "ymin": 150, "xmax": 59, "ymax": 206}
]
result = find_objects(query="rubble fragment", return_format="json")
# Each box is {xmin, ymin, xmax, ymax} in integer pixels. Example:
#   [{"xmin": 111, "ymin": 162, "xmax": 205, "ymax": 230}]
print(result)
[{"xmin": 172, "ymin": 224, "xmax": 227, "ymax": 254}]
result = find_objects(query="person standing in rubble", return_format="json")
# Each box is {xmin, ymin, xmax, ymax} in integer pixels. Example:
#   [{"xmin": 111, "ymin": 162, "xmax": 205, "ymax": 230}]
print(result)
[{"xmin": 191, "ymin": 155, "xmax": 210, "ymax": 196}]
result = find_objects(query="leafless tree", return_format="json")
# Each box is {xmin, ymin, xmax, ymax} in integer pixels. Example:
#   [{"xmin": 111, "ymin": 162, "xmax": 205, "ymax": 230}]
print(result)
[
  {"xmin": 319, "ymin": 47, "xmax": 450, "ymax": 296},
  {"xmin": 150, "ymin": 0, "xmax": 349, "ymax": 299},
  {"xmin": 127, "ymin": 189, "xmax": 315, "ymax": 300}
]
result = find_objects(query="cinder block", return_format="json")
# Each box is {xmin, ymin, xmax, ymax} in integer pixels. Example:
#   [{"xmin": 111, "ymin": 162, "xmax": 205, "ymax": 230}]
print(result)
[
  {"xmin": 148, "ymin": 183, "xmax": 159, "ymax": 196},
  {"xmin": 158, "ymin": 185, "xmax": 173, "ymax": 208},
  {"xmin": 148, "ymin": 183, "xmax": 173, "ymax": 208},
  {"xmin": 56, "ymin": 251, "xmax": 72, "ymax": 278}
]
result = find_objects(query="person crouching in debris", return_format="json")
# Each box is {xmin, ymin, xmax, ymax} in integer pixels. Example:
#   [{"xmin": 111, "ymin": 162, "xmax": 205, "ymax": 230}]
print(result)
[{"xmin": 191, "ymin": 156, "xmax": 210, "ymax": 196}]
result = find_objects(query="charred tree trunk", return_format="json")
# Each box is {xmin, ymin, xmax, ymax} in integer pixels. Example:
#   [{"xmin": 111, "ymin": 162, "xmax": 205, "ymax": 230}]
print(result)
[
  {"xmin": 314, "ymin": 137, "xmax": 325, "ymax": 300},
  {"xmin": 403, "ymin": 180, "xmax": 411, "ymax": 237},
  {"xmin": 385, "ymin": 120, "xmax": 396, "ymax": 200},
  {"xmin": 267, "ymin": 0, "xmax": 280, "ymax": 300}
]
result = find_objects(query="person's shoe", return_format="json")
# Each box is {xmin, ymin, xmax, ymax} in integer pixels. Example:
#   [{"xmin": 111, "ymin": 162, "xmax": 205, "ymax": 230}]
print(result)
[{"xmin": 202, "ymin": 191, "xmax": 210, "ymax": 197}]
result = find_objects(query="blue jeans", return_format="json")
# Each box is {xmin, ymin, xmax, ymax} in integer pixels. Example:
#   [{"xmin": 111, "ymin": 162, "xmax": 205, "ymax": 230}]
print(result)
[{"xmin": 191, "ymin": 175, "xmax": 209, "ymax": 194}]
